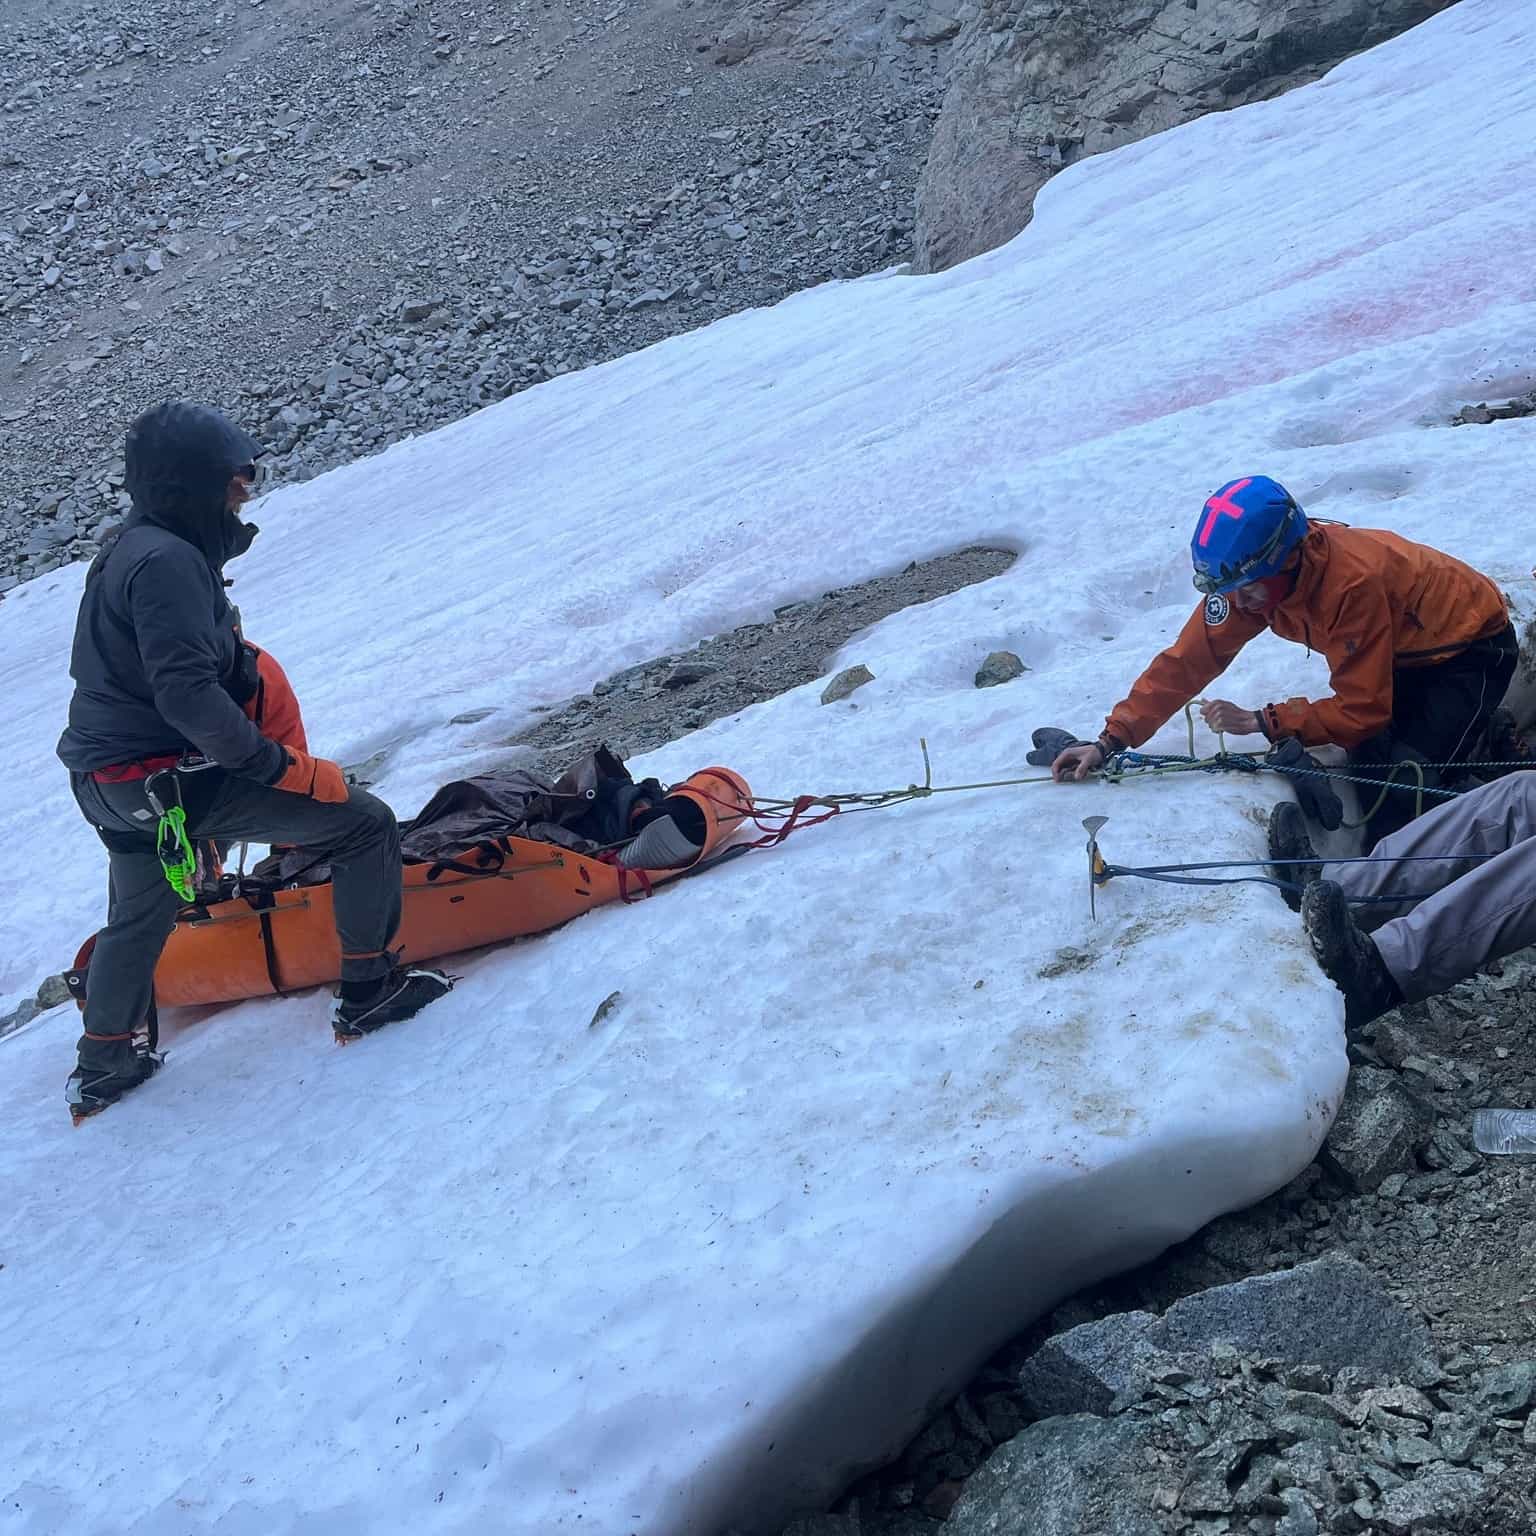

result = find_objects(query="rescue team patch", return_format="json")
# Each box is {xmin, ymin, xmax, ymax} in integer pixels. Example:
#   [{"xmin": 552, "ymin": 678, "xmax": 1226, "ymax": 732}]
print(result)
[{"xmin": 1203, "ymin": 593, "xmax": 1231, "ymax": 627}]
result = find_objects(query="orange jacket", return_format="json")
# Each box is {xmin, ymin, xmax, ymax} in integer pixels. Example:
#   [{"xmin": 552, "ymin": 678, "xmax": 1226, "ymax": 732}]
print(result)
[
  {"xmin": 1102, "ymin": 525, "xmax": 1508, "ymax": 751},
  {"xmin": 240, "ymin": 643, "xmax": 309, "ymax": 753}
]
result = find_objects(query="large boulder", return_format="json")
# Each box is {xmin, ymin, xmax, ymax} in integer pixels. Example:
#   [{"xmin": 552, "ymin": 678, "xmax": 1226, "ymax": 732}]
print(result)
[
  {"xmin": 915, "ymin": 0, "xmax": 1455, "ymax": 272},
  {"xmin": 1154, "ymin": 1254, "xmax": 1436, "ymax": 1382},
  {"xmin": 945, "ymin": 1414, "xmax": 1165, "ymax": 1536},
  {"xmin": 1018, "ymin": 1256, "xmax": 1436, "ymax": 1418},
  {"xmin": 1016, "ymin": 1310, "xmax": 1167, "ymax": 1418}
]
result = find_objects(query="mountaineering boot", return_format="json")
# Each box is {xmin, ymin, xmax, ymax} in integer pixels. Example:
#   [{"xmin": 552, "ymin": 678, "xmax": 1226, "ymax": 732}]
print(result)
[
  {"xmin": 65, "ymin": 1040, "xmax": 162, "ymax": 1124},
  {"xmin": 332, "ymin": 962, "xmax": 455, "ymax": 1041},
  {"xmin": 1267, "ymin": 800, "xmax": 1321, "ymax": 913},
  {"xmin": 1301, "ymin": 880, "xmax": 1403, "ymax": 1030}
]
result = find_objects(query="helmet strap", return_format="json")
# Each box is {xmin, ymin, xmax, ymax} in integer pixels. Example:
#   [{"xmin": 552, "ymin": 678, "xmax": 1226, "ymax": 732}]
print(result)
[{"xmin": 1247, "ymin": 569, "xmax": 1298, "ymax": 614}]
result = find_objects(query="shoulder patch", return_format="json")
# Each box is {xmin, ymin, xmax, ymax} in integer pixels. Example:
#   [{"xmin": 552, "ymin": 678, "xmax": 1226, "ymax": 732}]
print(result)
[{"xmin": 1203, "ymin": 593, "xmax": 1231, "ymax": 627}]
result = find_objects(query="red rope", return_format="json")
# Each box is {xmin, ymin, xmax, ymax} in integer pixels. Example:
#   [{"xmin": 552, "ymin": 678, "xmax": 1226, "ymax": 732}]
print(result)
[
  {"xmin": 687, "ymin": 784, "xmax": 841, "ymax": 841},
  {"xmin": 734, "ymin": 793, "xmax": 841, "ymax": 848},
  {"xmin": 598, "ymin": 851, "xmax": 656, "ymax": 904}
]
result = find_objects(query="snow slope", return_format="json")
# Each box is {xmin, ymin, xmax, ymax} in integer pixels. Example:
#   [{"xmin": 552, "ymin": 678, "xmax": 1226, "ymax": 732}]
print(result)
[{"xmin": 3, "ymin": 3, "xmax": 1535, "ymax": 1531}]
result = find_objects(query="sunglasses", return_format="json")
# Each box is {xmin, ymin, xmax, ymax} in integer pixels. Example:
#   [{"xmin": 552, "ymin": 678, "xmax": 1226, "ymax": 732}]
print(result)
[{"xmin": 235, "ymin": 461, "xmax": 266, "ymax": 490}]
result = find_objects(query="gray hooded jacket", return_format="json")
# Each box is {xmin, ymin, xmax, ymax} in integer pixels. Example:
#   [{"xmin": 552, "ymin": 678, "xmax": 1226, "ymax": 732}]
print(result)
[{"xmin": 56, "ymin": 402, "xmax": 287, "ymax": 783}]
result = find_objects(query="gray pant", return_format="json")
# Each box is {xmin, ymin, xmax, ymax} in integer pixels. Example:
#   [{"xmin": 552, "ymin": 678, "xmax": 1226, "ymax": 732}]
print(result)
[
  {"xmin": 1329, "ymin": 771, "xmax": 1536, "ymax": 1003},
  {"xmin": 71, "ymin": 769, "xmax": 402, "ymax": 1069}
]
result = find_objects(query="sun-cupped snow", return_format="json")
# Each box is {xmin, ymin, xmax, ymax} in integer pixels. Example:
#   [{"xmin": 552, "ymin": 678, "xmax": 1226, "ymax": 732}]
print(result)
[{"xmin": 3, "ymin": 3, "xmax": 1535, "ymax": 1532}]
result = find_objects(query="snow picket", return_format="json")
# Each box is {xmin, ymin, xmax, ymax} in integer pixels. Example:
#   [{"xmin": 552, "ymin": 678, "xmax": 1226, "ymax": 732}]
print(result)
[{"xmin": 2, "ymin": 2, "xmax": 1534, "ymax": 1531}]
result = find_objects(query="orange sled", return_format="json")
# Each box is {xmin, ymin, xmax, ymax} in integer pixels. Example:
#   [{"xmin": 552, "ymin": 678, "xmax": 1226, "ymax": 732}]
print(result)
[{"xmin": 91, "ymin": 767, "xmax": 751, "ymax": 1008}]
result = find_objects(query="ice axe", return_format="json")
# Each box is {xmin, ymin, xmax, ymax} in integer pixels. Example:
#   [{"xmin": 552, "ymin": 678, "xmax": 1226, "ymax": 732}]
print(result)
[{"xmin": 1082, "ymin": 815, "xmax": 1110, "ymax": 919}]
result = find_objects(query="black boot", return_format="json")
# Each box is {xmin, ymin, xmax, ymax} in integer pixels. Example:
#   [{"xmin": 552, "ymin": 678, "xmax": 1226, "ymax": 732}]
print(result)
[
  {"xmin": 65, "ymin": 1039, "xmax": 162, "ymax": 1123},
  {"xmin": 1301, "ymin": 880, "xmax": 1403, "ymax": 1029},
  {"xmin": 1267, "ymin": 800, "xmax": 1321, "ymax": 913},
  {"xmin": 332, "ymin": 962, "xmax": 455, "ymax": 1041}
]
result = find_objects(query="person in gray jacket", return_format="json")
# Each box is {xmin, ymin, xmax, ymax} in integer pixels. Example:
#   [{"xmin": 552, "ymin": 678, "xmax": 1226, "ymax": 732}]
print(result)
[
  {"xmin": 58, "ymin": 401, "xmax": 452, "ymax": 1120},
  {"xmin": 1269, "ymin": 773, "xmax": 1536, "ymax": 1027}
]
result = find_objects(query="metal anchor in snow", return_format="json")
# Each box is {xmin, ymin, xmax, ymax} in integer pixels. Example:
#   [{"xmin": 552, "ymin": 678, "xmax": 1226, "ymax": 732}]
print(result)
[{"xmin": 1082, "ymin": 815, "xmax": 1110, "ymax": 920}]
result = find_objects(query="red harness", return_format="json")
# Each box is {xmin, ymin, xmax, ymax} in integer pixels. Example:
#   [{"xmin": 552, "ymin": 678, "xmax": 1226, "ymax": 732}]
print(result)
[{"xmin": 90, "ymin": 752, "xmax": 182, "ymax": 785}]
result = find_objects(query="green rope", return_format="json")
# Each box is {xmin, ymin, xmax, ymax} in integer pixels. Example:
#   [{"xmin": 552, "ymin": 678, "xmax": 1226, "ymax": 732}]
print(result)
[
  {"xmin": 1340, "ymin": 757, "xmax": 1424, "ymax": 829},
  {"xmin": 155, "ymin": 804, "xmax": 197, "ymax": 903}
]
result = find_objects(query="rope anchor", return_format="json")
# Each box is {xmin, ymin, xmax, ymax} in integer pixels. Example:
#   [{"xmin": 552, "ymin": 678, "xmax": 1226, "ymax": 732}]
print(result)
[
  {"xmin": 1082, "ymin": 816, "xmax": 1109, "ymax": 920},
  {"xmin": 717, "ymin": 737, "xmax": 1531, "ymax": 909}
]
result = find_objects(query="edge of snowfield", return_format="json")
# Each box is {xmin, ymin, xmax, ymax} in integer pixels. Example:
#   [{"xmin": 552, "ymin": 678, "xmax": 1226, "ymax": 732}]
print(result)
[{"xmin": 2, "ymin": 4, "xmax": 1535, "ymax": 1533}]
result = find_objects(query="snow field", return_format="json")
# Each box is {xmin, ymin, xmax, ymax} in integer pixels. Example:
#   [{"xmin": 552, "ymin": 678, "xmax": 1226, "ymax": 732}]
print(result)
[{"xmin": 1, "ymin": 3, "xmax": 1534, "ymax": 1531}]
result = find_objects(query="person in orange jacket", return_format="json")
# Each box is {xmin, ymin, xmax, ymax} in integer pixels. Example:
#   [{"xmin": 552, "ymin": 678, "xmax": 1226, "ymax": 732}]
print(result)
[{"xmin": 1050, "ymin": 476, "xmax": 1516, "ymax": 845}]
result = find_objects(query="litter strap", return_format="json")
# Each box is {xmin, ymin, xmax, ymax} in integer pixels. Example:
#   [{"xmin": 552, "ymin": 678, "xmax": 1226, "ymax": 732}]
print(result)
[{"xmin": 597, "ymin": 851, "xmax": 655, "ymax": 904}]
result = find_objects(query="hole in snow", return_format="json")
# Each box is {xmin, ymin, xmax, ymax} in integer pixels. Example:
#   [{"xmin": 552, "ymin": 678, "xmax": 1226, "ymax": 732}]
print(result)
[{"xmin": 502, "ymin": 545, "xmax": 1018, "ymax": 775}]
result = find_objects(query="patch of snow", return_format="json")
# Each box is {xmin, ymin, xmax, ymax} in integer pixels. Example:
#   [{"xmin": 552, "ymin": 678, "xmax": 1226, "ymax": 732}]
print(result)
[{"xmin": 2, "ymin": 2, "xmax": 1534, "ymax": 1531}]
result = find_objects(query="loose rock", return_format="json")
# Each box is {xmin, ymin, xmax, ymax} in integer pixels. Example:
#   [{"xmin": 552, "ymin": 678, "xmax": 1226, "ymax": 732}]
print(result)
[
  {"xmin": 1321, "ymin": 1066, "xmax": 1435, "ymax": 1192},
  {"xmin": 820, "ymin": 664, "xmax": 875, "ymax": 705},
  {"xmin": 973, "ymin": 650, "xmax": 1026, "ymax": 688}
]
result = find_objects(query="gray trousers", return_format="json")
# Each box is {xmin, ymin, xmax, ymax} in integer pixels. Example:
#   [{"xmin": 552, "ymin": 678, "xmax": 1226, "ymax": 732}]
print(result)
[
  {"xmin": 71, "ymin": 769, "xmax": 402, "ymax": 1069},
  {"xmin": 1328, "ymin": 771, "xmax": 1536, "ymax": 1003}
]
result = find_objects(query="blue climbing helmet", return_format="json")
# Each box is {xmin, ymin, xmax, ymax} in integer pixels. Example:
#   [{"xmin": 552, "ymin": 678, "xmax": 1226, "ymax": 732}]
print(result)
[{"xmin": 1190, "ymin": 475, "xmax": 1308, "ymax": 595}]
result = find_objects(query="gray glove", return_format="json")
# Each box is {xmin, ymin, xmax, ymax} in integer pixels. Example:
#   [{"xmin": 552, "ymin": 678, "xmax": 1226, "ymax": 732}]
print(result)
[{"xmin": 1027, "ymin": 727, "xmax": 1091, "ymax": 768}]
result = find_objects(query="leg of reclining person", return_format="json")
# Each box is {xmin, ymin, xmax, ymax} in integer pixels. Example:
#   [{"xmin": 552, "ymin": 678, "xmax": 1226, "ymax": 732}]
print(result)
[
  {"xmin": 192, "ymin": 775, "xmax": 403, "ymax": 988},
  {"xmin": 1325, "ymin": 772, "xmax": 1536, "ymax": 931},
  {"xmin": 1335, "ymin": 773, "xmax": 1536, "ymax": 1002}
]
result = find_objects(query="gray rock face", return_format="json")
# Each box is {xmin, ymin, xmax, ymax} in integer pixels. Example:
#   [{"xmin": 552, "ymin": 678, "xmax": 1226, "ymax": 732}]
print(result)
[
  {"xmin": 945, "ymin": 1414, "xmax": 1162, "ymax": 1536},
  {"xmin": 915, "ymin": 0, "xmax": 1456, "ymax": 272},
  {"xmin": 1321, "ymin": 1065, "xmax": 1434, "ymax": 1192},
  {"xmin": 1156, "ymin": 1255, "xmax": 1435, "ymax": 1381},
  {"xmin": 689, "ymin": 0, "xmax": 965, "ymax": 73},
  {"xmin": 1016, "ymin": 1310, "xmax": 1164, "ymax": 1418},
  {"xmin": 0, "ymin": 0, "xmax": 944, "ymax": 591},
  {"xmin": 1019, "ymin": 1257, "xmax": 1435, "ymax": 1422}
]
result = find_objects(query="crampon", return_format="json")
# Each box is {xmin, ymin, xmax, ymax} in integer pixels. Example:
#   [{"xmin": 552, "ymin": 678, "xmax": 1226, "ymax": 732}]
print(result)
[{"xmin": 65, "ymin": 1032, "xmax": 163, "ymax": 1125}]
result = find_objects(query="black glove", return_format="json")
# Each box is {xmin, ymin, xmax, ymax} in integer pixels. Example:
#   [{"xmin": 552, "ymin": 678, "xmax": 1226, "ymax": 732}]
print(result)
[
  {"xmin": 1267, "ymin": 736, "xmax": 1343, "ymax": 831},
  {"xmin": 1027, "ymin": 727, "xmax": 1091, "ymax": 768}
]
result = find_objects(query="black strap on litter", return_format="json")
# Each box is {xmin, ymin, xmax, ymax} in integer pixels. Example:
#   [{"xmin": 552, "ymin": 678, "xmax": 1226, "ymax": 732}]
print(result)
[
  {"xmin": 425, "ymin": 838, "xmax": 514, "ymax": 882},
  {"xmin": 677, "ymin": 842, "xmax": 755, "ymax": 881},
  {"xmin": 257, "ymin": 909, "xmax": 285, "ymax": 996}
]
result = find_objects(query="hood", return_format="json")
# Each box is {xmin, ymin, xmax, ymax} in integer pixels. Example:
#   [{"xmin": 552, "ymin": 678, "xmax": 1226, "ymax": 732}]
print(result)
[{"xmin": 123, "ymin": 402, "xmax": 264, "ymax": 571}]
